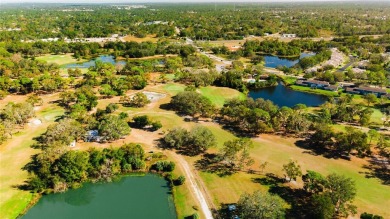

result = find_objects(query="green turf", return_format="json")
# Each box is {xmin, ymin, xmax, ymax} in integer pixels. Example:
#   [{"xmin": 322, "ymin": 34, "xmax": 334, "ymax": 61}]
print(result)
[
  {"xmin": 197, "ymin": 132, "xmax": 390, "ymax": 217},
  {"xmin": 370, "ymin": 109, "xmax": 384, "ymax": 125},
  {"xmin": 35, "ymin": 54, "xmax": 86, "ymax": 66},
  {"xmin": 199, "ymin": 86, "xmax": 246, "ymax": 108},
  {"xmin": 163, "ymin": 83, "xmax": 186, "ymax": 95},
  {"xmin": 289, "ymin": 85, "xmax": 340, "ymax": 97}
]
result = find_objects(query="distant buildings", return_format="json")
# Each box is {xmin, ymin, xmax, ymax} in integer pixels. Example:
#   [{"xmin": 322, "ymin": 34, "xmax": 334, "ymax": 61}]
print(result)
[
  {"xmin": 346, "ymin": 86, "xmax": 387, "ymax": 97},
  {"xmin": 295, "ymin": 79, "xmax": 389, "ymax": 97},
  {"xmin": 295, "ymin": 79, "xmax": 340, "ymax": 91},
  {"xmin": 282, "ymin": 33, "xmax": 296, "ymax": 38}
]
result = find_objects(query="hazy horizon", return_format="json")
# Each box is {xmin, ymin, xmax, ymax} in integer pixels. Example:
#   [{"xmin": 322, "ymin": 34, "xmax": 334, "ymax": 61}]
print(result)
[{"xmin": 1, "ymin": 0, "xmax": 384, "ymax": 4}]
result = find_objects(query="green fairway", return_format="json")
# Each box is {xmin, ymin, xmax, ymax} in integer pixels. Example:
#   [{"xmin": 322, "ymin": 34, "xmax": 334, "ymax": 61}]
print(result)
[
  {"xmin": 199, "ymin": 86, "xmax": 246, "ymax": 108},
  {"xmin": 36, "ymin": 54, "xmax": 86, "ymax": 66},
  {"xmin": 0, "ymin": 105, "xmax": 64, "ymax": 219},
  {"xmin": 163, "ymin": 83, "xmax": 186, "ymax": 95},
  {"xmin": 196, "ymin": 133, "xmax": 390, "ymax": 217},
  {"xmin": 370, "ymin": 109, "xmax": 384, "ymax": 125}
]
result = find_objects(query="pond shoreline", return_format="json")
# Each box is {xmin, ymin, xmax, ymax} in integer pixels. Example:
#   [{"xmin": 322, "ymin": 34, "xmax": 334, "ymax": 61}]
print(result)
[{"xmin": 18, "ymin": 172, "xmax": 178, "ymax": 219}]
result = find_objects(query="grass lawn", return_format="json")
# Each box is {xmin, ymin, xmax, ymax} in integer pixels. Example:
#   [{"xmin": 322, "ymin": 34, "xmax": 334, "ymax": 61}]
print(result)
[
  {"xmin": 163, "ymin": 83, "xmax": 186, "ymax": 96},
  {"xmin": 195, "ymin": 133, "xmax": 390, "ymax": 217},
  {"xmin": 199, "ymin": 86, "xmax": 246, "ymax": 108},
  {"xmin": 370, "ymin": 109, "xmax": 384, "ymax": 125},
  {"xmin": 280, "ymin": 76, "xmax": 297, "ymax": 85},
  {"xmin": 289, "ymin": 85, "xmax": 339, "ymax": 97},
  {"xmin": 35, "ymin": 54, "xmax": 86, "ymax": 66}
]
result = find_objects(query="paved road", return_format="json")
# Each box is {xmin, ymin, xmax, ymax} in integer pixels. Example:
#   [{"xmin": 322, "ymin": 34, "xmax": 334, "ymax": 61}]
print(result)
[
  {"xmin": 186, "ymin": 37, "xmax": 231, "ymax": 72},
  {"xmin": 336, "ymin": 55, "xmax": 356, "ymax": 73}
]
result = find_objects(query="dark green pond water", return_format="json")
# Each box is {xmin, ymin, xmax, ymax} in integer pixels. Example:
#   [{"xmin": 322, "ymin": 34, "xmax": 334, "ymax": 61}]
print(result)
[
  {"xmin": 248, "ymin": 83, "xmax": 328, "ymax": 107},
  {"xmin": 22, "ymin": 174, "xmax": 177, "ymax": 219}
]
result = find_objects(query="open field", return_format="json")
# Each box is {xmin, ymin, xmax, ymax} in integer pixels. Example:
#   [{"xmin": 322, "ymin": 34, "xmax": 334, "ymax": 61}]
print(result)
[
  {"xmin": 122, "ymin": 34, "xmax": 159, "ymax": 43},
  {"xmin": 193, "ymin": 133, "xmax": 390, "ymax": 218},
  {"xmin": 35, "ymin": 54, "xmax": 86, "ymax": 66}
]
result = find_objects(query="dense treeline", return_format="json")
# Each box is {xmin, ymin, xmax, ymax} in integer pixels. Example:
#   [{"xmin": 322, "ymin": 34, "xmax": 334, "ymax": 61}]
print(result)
[
  {"xmin": 24, "ymin": 142, "xmax": 146, "ymax": 192},
  {"xmin": 4, "ymin": 40, "xmax": 195, "ymax": 59},
  {"xmin": 168, "ymin": 90, "xmax": 390, "ymax": 160},
  {"xmin": 242, "ymin": 39, "xmax": 328, "ymax": 57},
  {"xmin": 1, "ymin": 2, "xmax": 390, "ymax": 42}
]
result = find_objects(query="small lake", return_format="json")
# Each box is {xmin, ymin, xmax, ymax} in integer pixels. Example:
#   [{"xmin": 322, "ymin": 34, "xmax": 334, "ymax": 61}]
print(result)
[
  {"xmin": 64, "ymin": 55, "xmax": 126, "ymax": 68},
  {"xmin": 264, "ymin": 53, "xmax": 314, "ymax": 68},
  {"xmin": 22, "ymin": 174, "xmax": 177, "ymax": 219},
  {"xmin": 248, "ymin": 83, "xmax": 328, "ymax": 108}
]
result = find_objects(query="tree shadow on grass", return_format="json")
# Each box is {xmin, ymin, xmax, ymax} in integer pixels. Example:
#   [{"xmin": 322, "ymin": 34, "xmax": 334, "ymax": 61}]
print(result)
[
  {"xmin": 252, "ymin": 173, "xmax": 312, "ymax": 218},
  {"xmin": 361, "ymin": 156, "xmax": 390, "ymax": 185},
  {"xmin": 194, "ymin": 153, "xmax": 236, "ymax": 177},
  {"xmin": 295, "ymin": 139, "xmax": 350, "ymax": 160}
]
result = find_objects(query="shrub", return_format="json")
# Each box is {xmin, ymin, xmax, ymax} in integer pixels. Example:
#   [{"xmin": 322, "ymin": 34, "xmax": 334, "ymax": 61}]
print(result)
[{"xmin": 174, "ymin": 175, "xmax": 186, "ymax": 186}]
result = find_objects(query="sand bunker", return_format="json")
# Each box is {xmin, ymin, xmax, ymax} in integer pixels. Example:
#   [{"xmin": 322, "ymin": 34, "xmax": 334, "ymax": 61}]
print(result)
[
  {"xmin": 28, "ymin": 118, "xmax": 42, "ymax": 126},
  {"xmin": 142, "ymin": 91, "xmax": 166, "ymax": 102}
]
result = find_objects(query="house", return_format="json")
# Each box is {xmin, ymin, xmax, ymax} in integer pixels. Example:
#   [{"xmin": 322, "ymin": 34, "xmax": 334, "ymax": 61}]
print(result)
[
  {"xmin": 324, "ymin": 85, "xmax": 339, "ymax": 91},
  {"xmin": 345, "ymin": 87, "xmax": 360, "ymax": 95},
  {"xmin": 282, "ymin": 33, "xmax": 296, "ymax": 38},
  {"xmin": 85, "ymin": 130, "xmax": 104, "ymax": 142},
  {"xmin": 296, "ymin": 79, "xmax": 340, "ymax": 91},
  {"xmin": 296, "ymin": 79, "xmax": 330, "ymax": 88},
  {"xmin": 346, "ymin": 86, "xmax": 387, "ymax": 97}
]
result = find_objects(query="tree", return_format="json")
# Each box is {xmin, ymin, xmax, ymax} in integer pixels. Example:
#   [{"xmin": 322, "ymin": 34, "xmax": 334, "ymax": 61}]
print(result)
[
  {"xmin": 105, "ymin": 103, "xmax": 118, "ymax": 113},
  {"xmin": 98, "ymin": 115, "xmax": 131, "ymax": 141},
  {"xmin": 162, "ymin": 126, "xmax": 216, "ymax": 155},
  {"xmin": 0, "ymin": 123, "xmax": 7, "ymax": 144},
  {"xmin": 336, "ymin": 127, "xmax": 369, "ymax": 156},
  {"xmin": 363, "ymin": 93, "xmax": 377, "ymax": 107},
  {"xmin": 41, "ymin": 119, "xmax": 85, "ymax": 147},
  {"xmin": 174, "ymin": 175, "xmax": 186, "ymax": 186},
  {"xmin": 219, "ymin": 138, "xmax": 254, "ymax": 171},
  {"xmin": 26, "ymin": 94, "xmax": 43, "ymax": 106},
  {"xmin": 303, "ymin": 170, "xmax": 326, "ymax": 193},
  {"xmin": 325, "ymin": 173, "xmax": 357, "ymax": 217},
  {"xmin": 151, "ymin": 121, "xmax": 162, "ymax": 131},
  {"xmin": 310, "ymin": 193, "xmax": 335, "ymax": 219},
  {"xmin": 170, "ymin": 91, "xmax": 215, "ymax": 118},
  {"xmin": 99, "ymin": 84, "xmax": 117, "ymax": 98},
  {"xmin": 54, "ymin": 150, "xmax": 89, "ymax": 183},
  {"xmin": 188, "ymin": 126, "xmax": 216, "ymax": 154},
  {"xmin": 133, "ymin": 115, "xmax": 150, "ymax": 128},
  {"xmin": 282, "ymin": 160, "xmax": 302, "ymax": 182},
  {"xmin": 237, "ymin": 191, "xmax": 285, "ymax": 219},
  {"xmin": 162, "ymin": 127, "xmax": 189, "ymax": 149},
  {"xmin": 120, "ymin": 92, "xmax": 150, "ymax": 107},
  {"xmin": 368, "ymin": 129, "xmax": 380, "ymax": 145},
  {"xmin": 75, "ymin": 86, "xmax": 98, "ymax": 111}
]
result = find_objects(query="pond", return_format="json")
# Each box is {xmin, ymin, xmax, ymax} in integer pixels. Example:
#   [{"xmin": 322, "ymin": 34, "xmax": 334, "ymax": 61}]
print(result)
[
  {"xmin": 22, "ymin": 174, "xmax": 177, "ymax": 219},
  {"xmin": 264, "ymin": 53, "xmax": 314, "ymax": 68},
  {"xmin": 248, "ymin": 83, "xmax": 328, "ymax": 108},
  {"xmin": 64, "ymin": 55, "xmax": 126, "ymax": 68}
]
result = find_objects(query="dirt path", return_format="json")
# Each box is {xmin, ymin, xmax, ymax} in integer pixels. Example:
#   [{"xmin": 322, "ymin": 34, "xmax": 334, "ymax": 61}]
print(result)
[{"xmin": 170, "ymin": 152, "xmax": 214, "ymax": 219}]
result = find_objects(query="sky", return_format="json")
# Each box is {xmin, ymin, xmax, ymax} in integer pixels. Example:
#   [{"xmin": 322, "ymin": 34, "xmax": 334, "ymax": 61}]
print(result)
[{"xmin": 0, "ymin": 0, "xmax": 365, "ymax": 3}]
